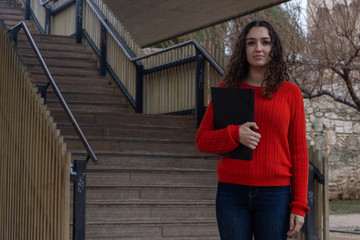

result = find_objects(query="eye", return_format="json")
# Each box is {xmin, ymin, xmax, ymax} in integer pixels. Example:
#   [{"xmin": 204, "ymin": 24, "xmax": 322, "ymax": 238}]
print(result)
[
  {"xmin": 262, "ymin": 40, "xmax": 271, "ymax": 45},
  {"xmin": 247, "ymin": 41, "xmax": 255, "ymax": 46}
]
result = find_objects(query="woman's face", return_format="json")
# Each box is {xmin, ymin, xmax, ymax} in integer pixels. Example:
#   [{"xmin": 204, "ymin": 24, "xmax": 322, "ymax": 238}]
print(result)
[{"xmin": 245, "ymin": 27, "xmax": 272, "ymax": 68}]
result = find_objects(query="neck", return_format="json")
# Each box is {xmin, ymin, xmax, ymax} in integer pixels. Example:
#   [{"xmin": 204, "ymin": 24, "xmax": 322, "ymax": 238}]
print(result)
[
  {"xmin": 244, "ymin": 66, "xmax": 266, "ymax": 86},
  {"xmin": 244, "ymin": 67, "xmax": 266, "ymax": 87}
]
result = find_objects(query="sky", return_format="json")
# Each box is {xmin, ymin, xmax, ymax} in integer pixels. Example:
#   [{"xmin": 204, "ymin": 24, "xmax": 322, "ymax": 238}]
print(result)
[{"xmin": 281, "ymin": 0, "xmax": 308, "ymax": 32}]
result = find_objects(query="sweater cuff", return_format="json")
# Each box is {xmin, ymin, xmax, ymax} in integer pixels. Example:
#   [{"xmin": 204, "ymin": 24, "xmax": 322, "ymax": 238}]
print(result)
[
  {"xmin": 290, "ymin": 202, "xmax": 310, "ymax": 217},
  {"xmin": 227, "ymin": 125, "xmax": 240, "ymax": 143}
]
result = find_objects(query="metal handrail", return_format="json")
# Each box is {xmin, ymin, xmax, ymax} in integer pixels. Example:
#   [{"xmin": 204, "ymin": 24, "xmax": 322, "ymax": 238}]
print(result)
[
  {"xmin": 85, "ymin": 0, "xmax": 224, "ymax": 76},
  {"xmin": 39, "ymin": 0, "xmax": 51, "ymax": 6},
  {"xmin": 132, "ymin": 40, "xmax": 225, "ymax": 76},
  {"xmin": 9, "ymin": 21, "xmax": 98, "ymax": 165}
]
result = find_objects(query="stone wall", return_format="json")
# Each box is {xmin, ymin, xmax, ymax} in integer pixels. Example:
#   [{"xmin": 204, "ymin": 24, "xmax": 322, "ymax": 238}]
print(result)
[{"xmin": 304, "ymin": 95, "xmax": 360, "ymax": 200}]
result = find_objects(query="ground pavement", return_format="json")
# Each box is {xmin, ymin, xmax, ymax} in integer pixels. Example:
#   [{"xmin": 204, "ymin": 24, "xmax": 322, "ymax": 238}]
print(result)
[{"xmin": 329, "ymin": 213, "xmax": 360, "ymax": 240}]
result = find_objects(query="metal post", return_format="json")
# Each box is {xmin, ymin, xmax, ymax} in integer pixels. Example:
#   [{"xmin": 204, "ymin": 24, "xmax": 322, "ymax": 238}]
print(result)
[
  {"xmin": 135, "ymin": 63, "xmax": 144, "ymax": 113},
  {"xmin": 9, "ymin": 28, "xmax": 19, "ymax": 46},
  {"xmin": 303, "ymin": 162, "xmax": 325, "ymax": 240},
  {"xmin": 76, "ymin": 0, "xmax": 83, "ymax": 43},
  {"xmin": 100, "ymin": 22, "xmax": 107, "ymax": 76},
  {"xmin": 44, "ymin": 5, "xmax": 51, "ymax": 34},
  {"xmin": 25, "ymin": 0, "xmax": 30, "ymax": 20},
  {"xmin": 195, "ymin": 49, "xmax": 205, "ymax": 127},
  {"xmin": 72, "ymin": 160, "xmax": 87, "ymax": 240},
  {"xmin": 37, "ymin": 84, "xmax": 48, "ymax": 103}
]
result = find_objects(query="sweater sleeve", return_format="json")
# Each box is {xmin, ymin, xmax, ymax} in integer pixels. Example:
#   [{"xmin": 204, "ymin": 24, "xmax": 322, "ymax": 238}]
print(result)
[
  {"xmin": 288, "ymin": 86, "xmax": 310, "ymax": 217},
  {"xmin": 196, "ymin": 100, "xmax": 241, "ymax": 154}
]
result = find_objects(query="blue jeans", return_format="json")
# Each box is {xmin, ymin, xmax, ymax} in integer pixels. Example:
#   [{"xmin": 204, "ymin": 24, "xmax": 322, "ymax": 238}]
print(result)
[{"xmin": 216, "ymin": 182, "xmax": 291, "ymax": 240}]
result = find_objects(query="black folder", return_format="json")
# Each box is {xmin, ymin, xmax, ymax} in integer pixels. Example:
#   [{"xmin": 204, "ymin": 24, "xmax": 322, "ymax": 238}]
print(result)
[{"xmin": 211, "ymin": 87, "xmax": 255, "ymax": 160}]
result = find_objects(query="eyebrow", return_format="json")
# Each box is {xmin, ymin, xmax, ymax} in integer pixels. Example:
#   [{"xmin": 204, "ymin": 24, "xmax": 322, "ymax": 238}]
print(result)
[{"xmin": 246, "ymin": 37, "xmax": 271, "ymax": 41}]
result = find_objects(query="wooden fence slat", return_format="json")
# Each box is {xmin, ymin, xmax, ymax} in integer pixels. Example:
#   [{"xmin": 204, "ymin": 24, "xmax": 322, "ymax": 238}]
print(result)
[
  {"xmin": 0, "ymin": 23, "xmax": 70, "ymax": 240},
  {"xmin": 323, "ymin": 157, "xmax": 329, "ymax": 240}
]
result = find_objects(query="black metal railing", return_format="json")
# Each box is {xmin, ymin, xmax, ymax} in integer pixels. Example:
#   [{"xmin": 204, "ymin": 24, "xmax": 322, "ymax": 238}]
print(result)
[
  {"xmin": 23, "ymin": 0, "xmax": 225, "ymax": 126},
  {"xmin": 23, "ymin": 0, "xmax": 76, "ymax": 34},
  {"xmin": 9, "ymin": 21, "xmax": 97, "ymax": 240},
  {"xmin": 84, "ymin": 0, "xmax": 224, "ymax": 126}
]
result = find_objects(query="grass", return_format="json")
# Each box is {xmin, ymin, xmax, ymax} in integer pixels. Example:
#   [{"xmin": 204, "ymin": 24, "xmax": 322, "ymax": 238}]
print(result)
[{"xmin": 329, "ymin": 200, "xmax": 360, "ymax": 215}]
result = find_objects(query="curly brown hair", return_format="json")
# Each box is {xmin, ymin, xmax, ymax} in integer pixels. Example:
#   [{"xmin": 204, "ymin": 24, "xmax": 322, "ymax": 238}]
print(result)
[{"xmin": 223, "ymin": 20, "xmax": 290, "ymax": 98}]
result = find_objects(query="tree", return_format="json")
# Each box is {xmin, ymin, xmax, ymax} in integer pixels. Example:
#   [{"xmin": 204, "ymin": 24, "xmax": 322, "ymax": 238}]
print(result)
[
  {"xmin": 286, "ymin": 0, "xmax": 360, "ymax": 111},
  {"xmin": 152, "ymin": 0, "xmax": 360, "ymax": 112},
  {"xmin": 152, "ymin": 5, "xmax": 301, "ymax": 55}
]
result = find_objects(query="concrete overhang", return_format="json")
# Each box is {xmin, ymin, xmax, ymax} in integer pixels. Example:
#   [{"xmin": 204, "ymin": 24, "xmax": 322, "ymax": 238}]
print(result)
[{"xmin": 102, "ymin": 0, "xmax": 290, "ymax": 48}]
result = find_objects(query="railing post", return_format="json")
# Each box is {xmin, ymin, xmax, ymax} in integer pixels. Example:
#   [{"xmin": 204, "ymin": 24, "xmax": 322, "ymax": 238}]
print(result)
[
  {"xmin": 9, "ymin": 27, "xmax": 19, "ymax": 46},
  {"xmin": 25, "ymin": 0, "xmax": 30, "ymax": 20},
  {"xmin": 76, "ymin": 0, "xmax": 83, "ymax": 43},
  {"xmin": 303, "ymin": 162, "xmax": 324, "ymax": 240},
  {"xmin": 72, "ymin": 160, "xmax": 87, "ymax": 240},
  {"xmin": 37, "ymin": 83, "xmax": 50, "ymax": 103},
  {"xmin": 135, "ymin": 62, "xmax": 144, "ymax": 113},
  {"xmin": 100, "ymin": 22, "xmax": 107, "ymax": 76},
  {"xmin": 195, "ymin": 49, "xmax": 205, "ymax": 127},
  {"xmin": 44, "ymin": 5, "xmax": 51, "ymax": 34}
]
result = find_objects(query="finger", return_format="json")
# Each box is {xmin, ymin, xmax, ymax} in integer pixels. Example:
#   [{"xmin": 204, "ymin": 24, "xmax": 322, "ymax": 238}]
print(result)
[
  {"xmin": 289, "ymin": 214, "xmax": 295, "ymax": 230},
  {"xmin": 287, "ymin": 215, "xmax": 304, "ymax": 237},
  {"xmin": 248, "ymin": 144, "xmax": 256, "ymax": 150},
  {"xmin": 253, "ymin": 132, "xmax": 261, "ymax": 139},
  {"xmin": 294, "ymin": 221, "xmax": 303, "ymax": 233},
  {"xmin": 288, "ymin": 222, "xmax": 302, "ymax": 237},
  {"xmin": 287, "ymin": 230, "xmax": 296, "ymax": 237},
  {"xmin": 250, "ymin": 136, "xmax": 260, "ymax": 143},
  {"xmin": 287, "ymin": 214, "xmax": 295, "ymax": 236},
  {"xmin": 246, "ymin": 122, "xmax": 259, "ymax": 129},
  {"xmin": 294, "ymin": 216, "xmax": 305, "ymax": 233}
]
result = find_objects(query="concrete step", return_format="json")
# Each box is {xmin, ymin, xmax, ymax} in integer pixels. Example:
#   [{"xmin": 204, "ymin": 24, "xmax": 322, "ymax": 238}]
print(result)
[
  {"xmin": 75, "ymin": 204, "xmax": 216, "ymax": 223},
  {"xmin": 28, "ymin": 65, "xmax": 100, "ymax": 77},
  {"xmin": 71, "ymin": 222, "xmax": 219, "ymax": 239},
  {"xmin": 64, "ymin": 137, "xmax": 200, "ymax": 155},
  {"xmin": 19, "ymin": 55, "xmax": 98, "ymax": 69},
  {"xmin": 47, "ymin": 92, "xmax": 127, "ymax": 104},
  {"xmin": 45, "ymin": 84, "xmax": 119, "ymax": 95},
  {"xmin": 0, "ymin": 3, "xmax": 23, "ymax": 11},
  {"xmin": 0, "ymin": 13, "xmax": 24, "ymax": 21},
  {"xmin": 78, "ymin": 186, "xmax": 217, "ymax": 203},
  {"xmin": 16, "ymin": 39, "xmax": 91, "ymax": 53},
  {"xmin": 86, "ymin": 163, "xmax": 216, "ymax": 173},
  {"xmin": 30, "ymin": 73, "xmax": 111, "ymax": 86},
  {"xmin": 17, "ymin": 31, "xmax": 77, "ymax": 44},
  {"xmin": 72, "ymin": 152, "xmax": 216, "ymax": 169},
  {"xmin": 84, "ymin": 170, "xmax": 217, "ymax": 187},
  {"xmin": 3, "ymin": 19, "xmax": 38, "ymax": 32},
  {"xmin": 57, "ymin": 122, "xmax": 196, "ymax": 141},
  {"xmin": 51, "ymin": 111, "xmax": 196, "ymax": 130},
  {"xmin": 17, "ymin": 47, "xmax": 94, "ymax": 59},
  {"xmin": 47, "ymin": 101, "xmax": 130, "ymax": 113},
  {"xmin": 51, "ymin": 110, "xmax": 196, "ymax": 128}
]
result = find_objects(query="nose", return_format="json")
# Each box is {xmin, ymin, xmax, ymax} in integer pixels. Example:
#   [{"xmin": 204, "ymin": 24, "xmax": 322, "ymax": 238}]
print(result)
[{"xmin": 255, "ymin": 42, "xmax": 262, "ymax": 52}]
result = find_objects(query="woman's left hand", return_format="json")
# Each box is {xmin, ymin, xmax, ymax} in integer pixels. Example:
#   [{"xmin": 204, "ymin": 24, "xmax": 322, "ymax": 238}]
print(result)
[{"xmin": 287, "ymin": 213, "xmax": 305, "ymax": 237}]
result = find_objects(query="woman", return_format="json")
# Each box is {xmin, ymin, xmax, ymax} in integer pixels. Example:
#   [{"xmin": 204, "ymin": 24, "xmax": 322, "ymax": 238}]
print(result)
[{"xmin": 196, "ymin": 20, "xmax": 309, "ymax": 240}]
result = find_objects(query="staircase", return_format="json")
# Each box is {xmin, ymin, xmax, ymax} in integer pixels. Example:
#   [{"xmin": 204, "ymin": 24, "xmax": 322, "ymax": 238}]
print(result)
[{"xmin": 1, "ymin": 0, "xmax": 220, "ymax": 239}]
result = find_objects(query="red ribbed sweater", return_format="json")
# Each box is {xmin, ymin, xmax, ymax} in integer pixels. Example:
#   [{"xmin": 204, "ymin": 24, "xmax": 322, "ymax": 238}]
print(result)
[{"xmin": 196, "ymin": 81, "xmax": 309, "ymax": 216}]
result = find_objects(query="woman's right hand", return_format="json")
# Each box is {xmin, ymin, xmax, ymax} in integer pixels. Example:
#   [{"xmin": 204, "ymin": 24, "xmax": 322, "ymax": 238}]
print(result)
[{"xmin": 239, "ymin": 122, "xmax": 261, "ymax": 150}]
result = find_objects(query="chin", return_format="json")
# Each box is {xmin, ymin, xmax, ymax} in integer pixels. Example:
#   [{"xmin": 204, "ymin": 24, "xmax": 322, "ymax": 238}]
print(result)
[{"xmin": 250, "ymin": 63, "xmax": 268, "ymax": 68}]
